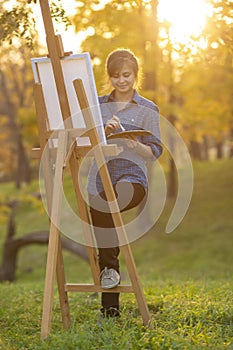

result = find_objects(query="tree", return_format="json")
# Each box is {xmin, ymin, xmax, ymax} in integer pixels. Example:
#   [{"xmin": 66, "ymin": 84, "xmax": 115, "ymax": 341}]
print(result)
[
  {"xmin": 0, "ymin": 40, "xmax": 37, "ymax": 187},
  {"xmin": 174, "ymin": 0, "xmax": 233, "ymax": 159},
  {"xmin": 0, "ymin": 0, "xmax": 89, "ymax": 283},
  {"xmin": 204, "ymin": 0, "xmax": 233, "ymax": 53},
  {"xmin": 0, "ymin": 0, "xmax": 69, "ymax": 49},
  {"xmin": 203, "ymin": 0, "xmax": 233, "ymax": 157},
  {"xmin": 0, "ymin": 198, "xmax": 88, "ymax": 282},
  {"xmin": 72, "ymin": 0, "xmax": 168, "ymax": 218},
  {"xmin": 0, "ymin": 0, "xmax": 72, "ymax": 187},
  {"xmin": 72, "ymin": 0, "xmax": 161, "ymax": 97}
]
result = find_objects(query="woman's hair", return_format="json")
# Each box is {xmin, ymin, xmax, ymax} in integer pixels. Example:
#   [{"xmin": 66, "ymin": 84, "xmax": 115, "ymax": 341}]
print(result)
[
  {"xmin": 102, "ymin": 48, "xmax": 142, "ymax": 92},
  {"xmin": 106, "ymin": 49, "xmax": 139, "ymax": 78}
]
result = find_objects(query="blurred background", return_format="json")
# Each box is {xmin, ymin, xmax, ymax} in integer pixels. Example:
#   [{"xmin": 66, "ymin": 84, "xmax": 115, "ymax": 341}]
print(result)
[{"xmin": 0, "ymin": 0, "xmax": 232, "ymax": 283}]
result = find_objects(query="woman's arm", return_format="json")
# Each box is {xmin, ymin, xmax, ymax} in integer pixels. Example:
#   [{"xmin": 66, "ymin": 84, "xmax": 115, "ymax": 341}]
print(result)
[
  {"xmin": 104, "ymin": 116, "xmax": 157, "ymax": 159},
  {"xmin": 125, "ymin": 138, "xmax": 154, "ymax": 159}
]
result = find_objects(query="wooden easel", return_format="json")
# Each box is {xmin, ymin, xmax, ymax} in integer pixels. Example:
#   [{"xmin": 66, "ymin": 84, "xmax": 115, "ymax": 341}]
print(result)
[{"xmin": 33, "ymin": 0, "xmax": 150, "ymax": 339}]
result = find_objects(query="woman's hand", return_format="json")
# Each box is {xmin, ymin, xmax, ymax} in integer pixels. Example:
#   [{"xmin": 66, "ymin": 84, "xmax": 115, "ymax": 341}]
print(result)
[
  {"xmin": 104, "ymin": 115, "xmax": 121, "ymax": 136},
  {"xmin": 125, "ymin": 136, "xmax": 154, "ymax": 159},
  {"xmin": 125, "ymin": 135, "xmax": 138, "ymax": 149}
]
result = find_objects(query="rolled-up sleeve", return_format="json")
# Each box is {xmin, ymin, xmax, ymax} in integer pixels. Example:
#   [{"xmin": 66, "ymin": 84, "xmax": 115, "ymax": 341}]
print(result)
[{"xmin": 141, "ymin": 105, "xmax": 163, "ymax": 160}]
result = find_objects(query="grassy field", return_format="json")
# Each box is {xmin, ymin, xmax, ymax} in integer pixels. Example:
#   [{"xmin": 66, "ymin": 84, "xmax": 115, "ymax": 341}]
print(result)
[{"xmin": 0, "ymin": 159, "xmax": 233, "ymax": 349}]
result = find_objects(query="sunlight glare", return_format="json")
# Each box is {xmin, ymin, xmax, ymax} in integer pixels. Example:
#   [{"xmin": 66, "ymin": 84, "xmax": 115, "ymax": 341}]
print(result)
[
  {"xmin": 158, "ymin": 0, "xmax": 210, "ymax": 43},
  {"xmin": 34, "ymin": 0, "xmax": 85, "ymax": 53}
]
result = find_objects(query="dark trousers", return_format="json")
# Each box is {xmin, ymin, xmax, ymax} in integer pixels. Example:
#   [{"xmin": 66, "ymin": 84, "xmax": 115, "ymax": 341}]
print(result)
[{"xmin": 89, "ymin": 182, "xmax": 146, "ymax": 313}]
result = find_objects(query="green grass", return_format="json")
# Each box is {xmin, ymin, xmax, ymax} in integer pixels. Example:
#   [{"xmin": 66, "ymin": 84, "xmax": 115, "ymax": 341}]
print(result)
[
  {"xmin": 0, "ymin": 280, "xmax": 233, "ymax": 349},
  {"xmin": 0, "ymin": 159, "xmax": 233, "ymax": 349}
]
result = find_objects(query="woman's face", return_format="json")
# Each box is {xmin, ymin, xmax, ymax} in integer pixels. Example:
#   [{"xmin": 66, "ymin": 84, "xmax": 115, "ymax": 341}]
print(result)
[{"xmin": 110, "ymin": 63, "xmax": 136, "ymax": 95}]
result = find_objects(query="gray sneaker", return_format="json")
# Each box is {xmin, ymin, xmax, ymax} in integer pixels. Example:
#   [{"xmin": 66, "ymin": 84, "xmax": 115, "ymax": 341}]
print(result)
[{"xmin": 100, "ymin": 267, "xmax": 120, "ymax": 289}]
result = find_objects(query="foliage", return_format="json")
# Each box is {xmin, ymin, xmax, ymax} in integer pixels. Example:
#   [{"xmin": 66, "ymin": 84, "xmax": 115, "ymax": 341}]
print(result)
[
  {"xmin": 72, "ymin": 0, "xmax": 160, "ymax": 95},
  {"xmin": 0, "ymin": 114, "xmax": 13, "ymax": 180},
  {"xmin": 0, "ymin": 0, "xmax": 232, "ymax": 187},
  {"xmin": 175, "ymin": 59, "xmax": 233, "ymax": 144},
  {"xmin": 0, "ymin": 196, "xmax": 42, "ymax": 228},
  {"xmin": 0, "ymin": 0, "xmax": 36, "ymax": 49},
  {"xmin": 204, "ymin": 0, "xmax": 233, "ymax": 54},
  {"xmin": 0, "ymin": 0, "xmax": 70, "ymax": 49},
  {"xmin": 72, "ymin": 0, "xmax": 233, "ymax": 158},
  {"xmin": 0, "ymin": 35, "xmax": 40, "ymax": 185},
  {"xmin": 172, "ymin": 0, "xmax": 233, "ymax": 148},
  {"xmin": 17, "ymin": 107, "xmax": 39, "ymax": 149}
]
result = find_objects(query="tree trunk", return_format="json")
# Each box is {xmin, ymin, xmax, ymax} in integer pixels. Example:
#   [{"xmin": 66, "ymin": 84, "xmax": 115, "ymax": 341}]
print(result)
[
  {"xmin": 16, "ymin": 134, "xmax": 31, "ymax": 188},
  {"xmin": 229, "ymin": 128, "xmax": 233, "ymax": 158},
  {"xmin": 168, "ymin": 156, "xmax": 177, "ymax": 198},
  {"xmin": 166, "ymin": 31, "xmax": 177, "ymax": 198},
  {"xmin": 0, "ymin": 203, "xmax": 89, "ymax": 282},
  {"xmin": 0, "ymin": 69, "xmax": 31, "ymax": 189},
  {"xmin": 0, "ymin": 231, "xmax": 89, "ymax": 282},
  {"xmin": 216, "ymin": 140, "xmax": 223, "ymax": 159},
  {"xmin": 202, "ymin": 135, "xmax": 209, "ymax": 161},
  {"xmin": 0, "ymin": 239, "xmax": 19, "ymax": 282},
  {"xmin": 190, "ymin": 140, "xmax": 202, "ymax": 160},
  {"xmin": 137, "ymin": 0, "xmax": 160, "ymax": 224},
  {"xmin": 167, "ymin": 115, "xmax": 177, "ymax": 198},
  {"xmin": 0, "ymin": 201, "xmax": 18, "ymax": 281}
]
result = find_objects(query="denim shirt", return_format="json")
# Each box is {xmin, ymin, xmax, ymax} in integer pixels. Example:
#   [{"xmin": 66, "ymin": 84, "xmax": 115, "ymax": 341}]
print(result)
[{"xmin": 87, "ymin": 90, "xmax": 163, "ymax": 195}]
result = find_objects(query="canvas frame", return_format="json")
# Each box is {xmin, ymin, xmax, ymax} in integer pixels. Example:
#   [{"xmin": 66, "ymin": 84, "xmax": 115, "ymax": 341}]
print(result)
[{"xmin": 31, "ymin": 53, "xmax": 106, "ymax": 146}]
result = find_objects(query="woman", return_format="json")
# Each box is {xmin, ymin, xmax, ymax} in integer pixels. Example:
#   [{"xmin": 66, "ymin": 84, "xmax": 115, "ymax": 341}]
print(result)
[{"xmin": 87, "ymin": 49, "xmax": 162, "ymax": 318}]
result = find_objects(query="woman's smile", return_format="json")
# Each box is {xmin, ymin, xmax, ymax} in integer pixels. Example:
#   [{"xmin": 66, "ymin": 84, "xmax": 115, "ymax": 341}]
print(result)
[{"xmin": 110, "ymin": 63, "xmax": 136, "ymax": 98}]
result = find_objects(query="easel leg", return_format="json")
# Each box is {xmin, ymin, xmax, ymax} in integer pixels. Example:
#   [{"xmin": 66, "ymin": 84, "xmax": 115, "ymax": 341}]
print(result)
[
  {"xmin": 69, "ymin": 153, "xmax": 100, "ymax": 283},
  {"xmin": 41, "ymin": 225, "xmax": 61, "ymax": 339},
  {"xmin": 121, "ymin": 244, "xmax": 150, "ymax": 325},
  {"xmin": 41, "ymin": 131, "xmax": 69, "ymax": 339},
  {"xmin": 56, "ymin": 238, "xmax": 70, "ymax": 330},
  {"xmin": 73, "ymin": 79, "xmax": 150, "ymax": 325}
]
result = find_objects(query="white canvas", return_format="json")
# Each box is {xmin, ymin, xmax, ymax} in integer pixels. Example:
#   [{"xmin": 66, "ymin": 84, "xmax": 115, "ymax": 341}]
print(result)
[{"xmin": 31, "ymin": 53, "xmax": 106, "ymax": 146}]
